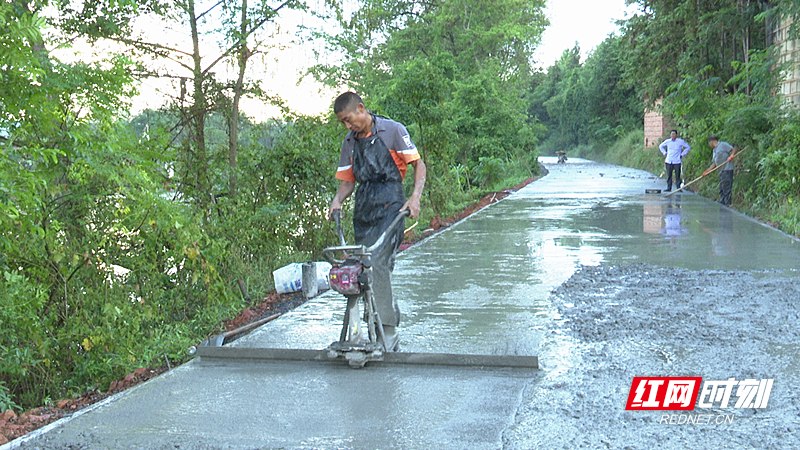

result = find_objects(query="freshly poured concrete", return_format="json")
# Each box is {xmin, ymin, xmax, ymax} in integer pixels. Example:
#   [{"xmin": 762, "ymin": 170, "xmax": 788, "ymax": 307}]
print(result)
[
  {"xmin": 9, "ymin": 157, "xmax": 800, "ymax": 450},
  {"xmin": 237, "ymin": 157, "xmax": 799, "ymax": 355},
  {"xmin": 17, "ymin": 360, "xmax": 530, "ymax": 449}
]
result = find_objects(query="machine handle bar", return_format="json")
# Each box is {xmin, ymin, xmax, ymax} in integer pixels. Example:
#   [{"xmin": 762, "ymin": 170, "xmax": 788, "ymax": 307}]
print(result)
[
  {"xmin": 323, "ymin": 209, "xmax": 410, "ymax": 265},
  {"xmin": 366, "ymin": 209, "xmax": 409, "ymax": 253},
  {"xmin": 332, "ymin": 209, "xmax": 347, "ymax": 246}
]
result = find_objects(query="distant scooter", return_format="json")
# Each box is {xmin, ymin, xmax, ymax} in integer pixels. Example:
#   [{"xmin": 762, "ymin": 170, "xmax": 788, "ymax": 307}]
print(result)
[{"xmin": 557, "ymin": 151, "xmax": 568, "ymax": 164}]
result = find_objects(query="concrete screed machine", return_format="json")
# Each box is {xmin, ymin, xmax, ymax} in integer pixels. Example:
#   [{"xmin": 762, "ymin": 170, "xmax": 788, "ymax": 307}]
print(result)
[{"xmin": 197, "ymin": 210, "xmax": 538, "ymax": 370}]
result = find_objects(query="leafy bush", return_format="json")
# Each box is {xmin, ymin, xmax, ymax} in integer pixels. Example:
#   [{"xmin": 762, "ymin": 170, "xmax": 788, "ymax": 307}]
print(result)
[{"xmin": 0, "ymin": 381, "xmax": 19, "ymax": 412}]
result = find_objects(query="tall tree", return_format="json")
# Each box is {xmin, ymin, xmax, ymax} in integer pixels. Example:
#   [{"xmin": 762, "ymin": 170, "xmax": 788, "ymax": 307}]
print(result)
[
  {"xmin": 621, "ymin": 0, "xmax": 770, "ymax": 104},
  {"xmin": 312, "ymin": 0, "xmax": 548, "ymax": 211},
  {"xmin": 583, "ymin": 36, "xmax": 642, "ymax": 142},
  {"xmin": 528, "ymin": 36, "xmax": 643, "ymax": 151},
  {"xmin": 2, "ymin": 0, "xmax": 211, "ymax": 408},
  {"xmin": 55, "ymin": 0, "xmax": 308, "ymax": 210}
]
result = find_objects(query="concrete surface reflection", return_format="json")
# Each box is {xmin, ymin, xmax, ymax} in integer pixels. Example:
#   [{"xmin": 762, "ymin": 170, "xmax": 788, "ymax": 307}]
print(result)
[{"xmin": 238, "ymin": 155, "xmax": 800, "ymax": 373}]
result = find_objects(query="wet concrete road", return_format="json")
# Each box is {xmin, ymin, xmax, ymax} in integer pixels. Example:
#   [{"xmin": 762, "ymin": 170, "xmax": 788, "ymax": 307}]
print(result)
[{"xmin": 9, "ymin": 157, "xmax": 800, "ymax": 449}]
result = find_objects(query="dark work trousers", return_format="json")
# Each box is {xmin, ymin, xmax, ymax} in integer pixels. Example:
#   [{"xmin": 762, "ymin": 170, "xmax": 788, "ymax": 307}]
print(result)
[
  {"xmin": 665, "ymin": 163, "xmax": 682, "ymax": 190},
  {"xmin": 719, "ymin": 170, "xmax": 734, "ymax": 206},
  {"xmin": 352, "ymin": 129, "xmax": 405, "ymax": 327}
]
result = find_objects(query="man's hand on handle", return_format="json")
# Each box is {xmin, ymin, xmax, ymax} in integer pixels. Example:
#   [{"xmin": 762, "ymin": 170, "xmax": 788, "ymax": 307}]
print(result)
[
  {"xmin": 401, "ymin": 196, "xmax": 421, "ymax": 219},
  {"xmin": 328, "ymin": 180, "xmax": 355, "ymax": 221},
  {"xmin": 328, "ymin": 197, "xmax": 342, "ymax": 221}
]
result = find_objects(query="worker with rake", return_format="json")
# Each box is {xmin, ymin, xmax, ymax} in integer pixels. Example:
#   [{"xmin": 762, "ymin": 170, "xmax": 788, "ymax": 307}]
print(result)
[{"xmin": 703, "ymin": 136, "xmax": 738, "ymax": 206}]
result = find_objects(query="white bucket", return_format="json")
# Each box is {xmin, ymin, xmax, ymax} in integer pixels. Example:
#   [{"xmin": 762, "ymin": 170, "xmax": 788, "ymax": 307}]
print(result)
[{"xmin": 273, "ymin": 261, "xmax": 332, "ymax": 295}]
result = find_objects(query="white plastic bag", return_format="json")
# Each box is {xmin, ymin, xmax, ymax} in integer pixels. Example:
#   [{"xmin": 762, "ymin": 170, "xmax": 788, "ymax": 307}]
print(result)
[
  {"xmin": 273, "ymin": 261, "xmax": 332, "ymax": 295},
  {"xmin": 273, "ymin": 263, "xmax": 303, "ymax": 294}
]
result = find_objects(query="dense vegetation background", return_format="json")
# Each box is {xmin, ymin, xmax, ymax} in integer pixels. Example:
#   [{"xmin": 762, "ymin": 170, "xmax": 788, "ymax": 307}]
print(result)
[{"xmin": 1, "ymin": 0, "xmax": 799, "ymax": 410}]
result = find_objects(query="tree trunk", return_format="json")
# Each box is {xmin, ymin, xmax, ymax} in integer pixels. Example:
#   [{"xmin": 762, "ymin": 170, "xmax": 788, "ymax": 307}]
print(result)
[
  {"xmin": 188, "ymin": 0, "xmax": 209, "ymax": 212},
  {"xmin": 740, "ymin": 0, "xmax": 751, "ymax": 94},
  {"xmin": 229, "ymin": 0, "xmax": 250, "ymax": 200}
]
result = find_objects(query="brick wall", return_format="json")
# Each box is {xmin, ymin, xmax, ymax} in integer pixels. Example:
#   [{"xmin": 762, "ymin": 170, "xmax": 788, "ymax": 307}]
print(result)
[{"xmin": 644, "ymin": 100, "xmax": 670, "ymax": 149}]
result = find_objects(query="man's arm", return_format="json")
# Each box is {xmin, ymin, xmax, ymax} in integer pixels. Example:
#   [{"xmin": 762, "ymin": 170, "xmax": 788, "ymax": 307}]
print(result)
[
  {"xmin": 328, "ymin": 180, "xmax": 355, "ymax": 220},
  {"xmin": 659, "ymin": 141, "xmax": 668, "ymax": 155},
  {"xmin": 681, "ymin": 141, "xmax": 691, "ymax": 157},
  {"xmin": 728, "ymin": 146, "xmax": 738, "ymax": 161},
  {"xmin": 401, "ymin": 158, "xmax": 426, "ymax": 219},
  {"xmin": 704, "ymin": 145, "xmax": 738, "ymax": 176}
]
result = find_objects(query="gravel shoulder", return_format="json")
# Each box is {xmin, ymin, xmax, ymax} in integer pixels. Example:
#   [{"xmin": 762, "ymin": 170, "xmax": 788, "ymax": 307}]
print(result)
[{"xmin": 504, "ymin": 263, "xmax": 800, "ymax": 449}]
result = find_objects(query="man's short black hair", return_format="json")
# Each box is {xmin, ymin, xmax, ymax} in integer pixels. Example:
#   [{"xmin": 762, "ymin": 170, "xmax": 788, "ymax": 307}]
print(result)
[
  {"xmin": 334, "ymin": 92, "xmax": 363, "ymax": 114},
  {"xmin": 708, "ymin": 135, "xmax": 719, "ymax": 142},
  {"xmin": 671, "ymin": 129, "xmax": 678, "ymax": 134}
]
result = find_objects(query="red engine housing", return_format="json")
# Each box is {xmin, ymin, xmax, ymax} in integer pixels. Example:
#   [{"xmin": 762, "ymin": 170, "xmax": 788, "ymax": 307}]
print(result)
[{"xmin": 329, "ymin": 263, "xmax": 363, "ymax": 295}]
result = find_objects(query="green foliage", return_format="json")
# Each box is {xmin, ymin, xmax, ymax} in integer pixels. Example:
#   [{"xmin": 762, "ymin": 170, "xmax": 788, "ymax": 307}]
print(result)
[
  {"xmin": 1, "ymin": 108, "xmax": 243, "ymax": 407},
  {"xmin": 206, "ymin": 113, "xmax": 344, "ymax": 295},
  {"xmin": 583, "ymin": 37, "xmax": 643, "ymax": 144},
  {"xmin": 51, "ymin": 0, "xmax": 173, "ymax": 40},
  {"xmin": 0, "ymin": 5, "xmax": 250, "ymax": 408},
  {"xmin": 734, "ymin": 105, "xmax": 800, "ymax": 236},
  {"xmin": 0, "ymin": 380, "xmax": 19, "ymax": 412},
  {"xmin": 751, "ymin": 110, "xmax": 800, "ymax": 200},
  {"xmin": 450, "ymin": 67, "xmax": 541, "ymax": 165},
  {"xmin": 373, "ymin": 58, "xmax": 459, "ymax": 215},
  {"xmin": 531, "ymin": 37, "xmax": 643, "ymax": 152},
  {"xmin": 582, "ymin": 129, "xmax": 663, "ymax": 176},
  {"xmin": 0, "ymin": 4, "xmax": 44, "ymax": 139},
  {"xmin": 312, "ymin": 0, "xmax": 547, "ymax": 217},
  {"xmin": 0, "ymin": 2, "xmax": 44, "ymax": 61},
  {"xmin": 773, "ymin": 0, "xmax": 800, "ymax": 39},
  {"xmin": 663, "ymin": 50, "xmax": 782, "ymax": 145},
  {"xmin": 621, "ymin": 0, "xmax": 770, "ymax": 103},
  {"xmin": 125, "ymin": 107, "xmax": 347, "ymax": 299},
  {"xmin": 535, "ymin": 46, "xmax": 586, "ymax": 149},
  {"xmin": 658, "ymin": 49, "xmax": 782, "ymax": 199},
  {"xmin": 471, "ymin": 156, "xmax": 504, "ymax": 190}
]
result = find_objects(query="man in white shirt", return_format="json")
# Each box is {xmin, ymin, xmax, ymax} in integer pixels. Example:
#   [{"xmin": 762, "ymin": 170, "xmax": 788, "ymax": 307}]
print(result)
[{"xmin": 659, "ymin": 130, "xmax": 691, "ymax": 192}]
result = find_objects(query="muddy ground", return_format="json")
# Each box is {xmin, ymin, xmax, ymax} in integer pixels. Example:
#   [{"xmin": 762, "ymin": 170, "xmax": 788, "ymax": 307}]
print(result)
[{"xmin": 504, "ymin": 263, "xmax": 800, "ymax": 449}]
